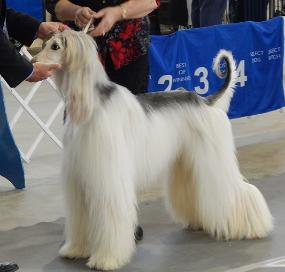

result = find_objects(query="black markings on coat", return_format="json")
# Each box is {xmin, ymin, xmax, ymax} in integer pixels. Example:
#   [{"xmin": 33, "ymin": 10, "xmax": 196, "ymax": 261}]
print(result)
[
  {"xmin": 96, "ymin": 83, "xmax": 117, "ymax": 102},
  {"xmin": 137, "ymin": 90, "xmax": 203, "ymax": 113}
]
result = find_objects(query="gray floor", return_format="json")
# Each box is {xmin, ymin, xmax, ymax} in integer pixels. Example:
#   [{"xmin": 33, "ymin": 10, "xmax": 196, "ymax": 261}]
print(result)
[{"xmin": 1, "ymin": 174, "xmax": 285, "ymax": 272}]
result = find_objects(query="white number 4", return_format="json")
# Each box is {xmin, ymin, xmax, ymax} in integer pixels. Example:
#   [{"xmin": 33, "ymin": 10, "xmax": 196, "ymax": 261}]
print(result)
[{"xmin": 236, "ymin": 60, "xmax": 247, "ymax": 87}]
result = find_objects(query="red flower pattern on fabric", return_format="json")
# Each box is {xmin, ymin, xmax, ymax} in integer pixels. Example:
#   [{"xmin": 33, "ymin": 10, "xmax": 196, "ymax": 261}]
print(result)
[{"xmin": 102, "ymin": 18, "xmax": 148, "ymax": 69}]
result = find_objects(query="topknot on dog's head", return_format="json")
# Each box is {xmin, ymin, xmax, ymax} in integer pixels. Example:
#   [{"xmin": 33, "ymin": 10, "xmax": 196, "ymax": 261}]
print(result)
[{"xmin": 57, "ymin": 29, "xmax": 98, "ymax": 47}]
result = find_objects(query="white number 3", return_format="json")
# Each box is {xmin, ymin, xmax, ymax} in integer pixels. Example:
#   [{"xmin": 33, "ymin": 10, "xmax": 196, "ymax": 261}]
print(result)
[{"xmin": 194, "ymin": 67, "xmax": 209, "ymax": 94}]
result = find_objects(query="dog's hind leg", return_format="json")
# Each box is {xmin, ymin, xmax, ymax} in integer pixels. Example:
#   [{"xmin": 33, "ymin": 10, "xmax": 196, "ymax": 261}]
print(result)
[
  {"xmin": 59, "ymin": 173, "xmax": 90, "ymax": 259},
  {"xmin": 184, "ymin": 109, "xmax": 273, "ymax": 240},
  {"xmin": 165, "ymin": 155, "xmax": 201, "ymax": 231}
]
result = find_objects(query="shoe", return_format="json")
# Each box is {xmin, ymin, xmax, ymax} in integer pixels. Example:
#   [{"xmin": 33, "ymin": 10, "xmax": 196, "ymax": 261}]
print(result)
[
  {"xmin": 135, "ymin": 225, "xmax": 144, "ymax": 242},
  {"xmin": 0, "ymin": 262, "xmax": 19, "ymax": 272}
]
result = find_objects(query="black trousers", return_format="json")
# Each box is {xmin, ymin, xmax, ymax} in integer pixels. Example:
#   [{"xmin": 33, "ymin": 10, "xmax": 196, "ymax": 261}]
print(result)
[
  {"xmin": 229, "ymin": 0, "xmax": 269, "ymax": 23},
  {"xmin": 105, "ymin": 53, "xmax": 149, "ymax": 95},
  {"xmin": 191, "ymin": 0, "xmax": 227, "ymax": 28},
  {"xmin": 244, "ymin": 0, "xmax": 269, "ymax": 22},
  {"xmin": 169, "ymin": 0, "xmax": 189, "ymax": 26}
]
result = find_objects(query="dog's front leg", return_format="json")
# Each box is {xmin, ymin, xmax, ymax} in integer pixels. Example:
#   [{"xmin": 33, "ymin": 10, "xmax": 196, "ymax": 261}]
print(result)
[
  {"xmin": 59, "ymin": 168, "xmax": 90, "ymax": 259},
  {"xmin": 85, "ymin": 165, "xmax": 138, "ymax": 270}
]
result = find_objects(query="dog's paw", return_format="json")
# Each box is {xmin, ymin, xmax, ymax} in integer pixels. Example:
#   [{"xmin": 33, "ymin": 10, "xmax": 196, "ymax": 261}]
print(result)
[
  {"xmin": 186, "ymin": 224, "xmax": 203, "ymax": 232},
  {"xmin": 87, "ymin": 256, "xmax": 127, "ymax": 271},
  {"xmin": 59, "ymin": 243, "xmax": 89, "ymax": 259}
]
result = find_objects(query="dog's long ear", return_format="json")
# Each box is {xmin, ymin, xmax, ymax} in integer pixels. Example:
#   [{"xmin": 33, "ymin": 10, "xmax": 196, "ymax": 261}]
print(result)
[{"xmin": 61, "ymin": 32, "xmax": 99, "ymax": 124}]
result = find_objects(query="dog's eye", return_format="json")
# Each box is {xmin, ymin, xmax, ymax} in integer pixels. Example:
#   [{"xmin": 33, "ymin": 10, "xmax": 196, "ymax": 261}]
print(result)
[{"xmin": 51, "ymin": 43, "xmax": 60, "ymax": 50}]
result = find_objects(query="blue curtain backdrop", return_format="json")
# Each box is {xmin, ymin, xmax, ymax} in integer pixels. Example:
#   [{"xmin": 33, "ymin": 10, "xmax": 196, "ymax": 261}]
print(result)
[
  {"xmin": 148, "ymin": 17, "xmax": 285, "ymax": 119},
  {"xmin": 6, "ymin": 0, "xmax": 44, "ymax": 21}
]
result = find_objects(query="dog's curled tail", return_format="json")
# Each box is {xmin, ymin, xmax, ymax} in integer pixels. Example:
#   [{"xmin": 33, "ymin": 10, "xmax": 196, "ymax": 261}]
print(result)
[{"xmin": 206, "ymin": 50, "xmax": 238, "ymax": 112}]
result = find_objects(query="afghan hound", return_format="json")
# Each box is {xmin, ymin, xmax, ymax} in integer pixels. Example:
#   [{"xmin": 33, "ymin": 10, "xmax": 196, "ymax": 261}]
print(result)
[{"xmin": 33, "ymin": 30, "xmax": 273, "ymax": 270}]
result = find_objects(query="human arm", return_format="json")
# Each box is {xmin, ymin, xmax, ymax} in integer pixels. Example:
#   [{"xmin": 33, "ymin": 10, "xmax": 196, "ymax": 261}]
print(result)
[
  {"xmin": 90, "ymin": 0, "xmax": 160, "ymax": 37},
  {"xmin": 6, "ymin": 8, "xmax": 41, "ymax": 46},
  {"xmin": 6, "ymin": 8, "xmax": 68, "ymax": 43},
  {"xmin": 0, "ymin": 29, "xmax": 60, "ymax": 87},
  {"xmin": 51, "ymin": 0, "xmax": 159, "ymax": 36},
  {"xmin": 115, "ymin": 0, "xmax": 160, "ymax": 20},
  {"xmin": 51, "ymin": 0, "xmax": 95, "ymax": 26},
  {"xmin": 0, "ymin": 28, "xmax": 33, "ymax": 87}
]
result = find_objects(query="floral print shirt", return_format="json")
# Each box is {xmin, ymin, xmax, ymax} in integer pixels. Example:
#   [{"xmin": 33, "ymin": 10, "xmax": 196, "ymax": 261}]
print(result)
[{"xmin": 47, "ymin": 0, "xmax": 160, "ymax": 69}]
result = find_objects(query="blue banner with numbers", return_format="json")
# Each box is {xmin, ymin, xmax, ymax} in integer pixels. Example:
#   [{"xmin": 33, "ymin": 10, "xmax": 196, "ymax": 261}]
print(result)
[{"xmin": 148, "ymin": 17, "xmax": 285, "ymax": 119}]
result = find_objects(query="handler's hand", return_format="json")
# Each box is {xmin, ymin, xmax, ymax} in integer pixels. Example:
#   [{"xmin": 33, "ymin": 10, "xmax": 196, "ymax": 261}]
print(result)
[
  {"xmin": 37, "ymin": 22, "xmax": 68, "ymax": 39},
  {"xmin": 26, "ymin": 63, "xmax": 61, "ymax": 82},
  {"xmin": 74, "ymin": 7, "xmax": 95, "ymax": 29},
  {"xmin": 89, "ymin": 7, "xmax": 122, "ymax": 37}
]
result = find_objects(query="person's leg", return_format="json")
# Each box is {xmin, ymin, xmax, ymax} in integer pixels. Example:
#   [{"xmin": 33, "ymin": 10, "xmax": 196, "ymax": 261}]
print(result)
[
  {"xmin": 261, "ymin": 0, "xmax": 269, "ymax": 21},
  {"xmin": 0, "ymin": 84, "xmax": 25, "ymax": 189},
  {"xmin": 149, "ymin": 9, "xmax": 161, "ymax": 35},
  {"xmin": 105, "ymin": 53, "xmax": 149, "ymax": 95},
  {"xmin": 244, "ymin": 0, "xmax": 268, "ymax": 21},
  {"xmin": 229, "ymin": 0, "xmax": 245, "ymax": 23},
  {"xmin": 235, "ymin": 0, "xmax": 245, "ymax": 22},
  {"xmin": 191, "ymin": 0, "xmax": 201, "ymax": 28},
  {"xmin": 199, "ymin": 0, "xmax": 227, "ymax": 27},
  {"xmin": 186, "ymin": 0, "xmax": 193, "ymax": 26},
  {"xmin": 169, "ymin": 0, "xmax": 189, "ymax": 27}
]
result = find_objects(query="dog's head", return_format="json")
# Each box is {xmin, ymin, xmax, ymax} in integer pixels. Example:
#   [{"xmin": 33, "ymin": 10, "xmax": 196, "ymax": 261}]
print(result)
[
  {"xmin": 33, "ymin": 29, "xmax": 100, "ymax": 72},
  {"xmin": 33, "ymin": 30, "xmax": 106, "ymax": 124},
  {"xmin": 32, "ymin": 33, "xmax": 66, "ymax": 66}
]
